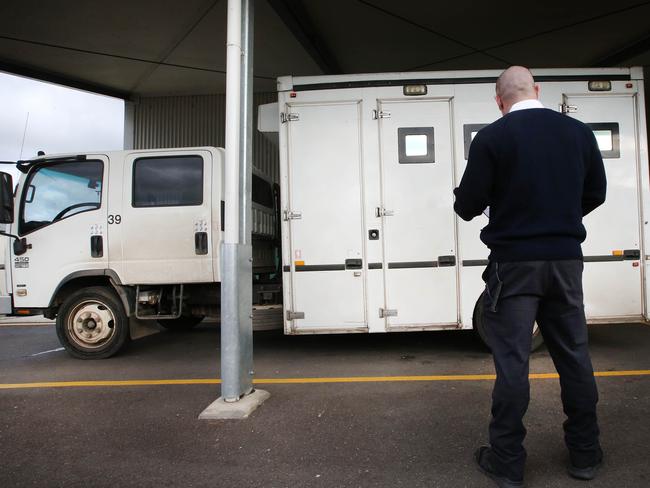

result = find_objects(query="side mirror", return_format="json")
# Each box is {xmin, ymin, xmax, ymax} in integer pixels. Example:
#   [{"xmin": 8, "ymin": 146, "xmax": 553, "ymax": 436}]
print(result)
[{"xmin": 0, "ymin": 172, "xmax": 14, "ymax": 224}]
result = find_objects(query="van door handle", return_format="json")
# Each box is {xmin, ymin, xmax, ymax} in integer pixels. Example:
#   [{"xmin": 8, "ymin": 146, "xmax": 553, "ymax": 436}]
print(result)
[
  {"xmin": 195, "ymin": 232, "xmax": 208, "ymax": 255},
  {"xmin": 91, "ymin": 236, "xmax": 103, "ymax": 258},
  {"xmin": 345, "ymin": 258, "xmax": 362, "ymax": 269},
  {"xmin": 438, "ymin": 255, "xmax": 456, "ymax": 267}
]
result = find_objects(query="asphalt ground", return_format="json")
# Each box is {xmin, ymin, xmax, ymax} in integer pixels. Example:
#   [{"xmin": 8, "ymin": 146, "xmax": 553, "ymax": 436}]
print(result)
[{"xmin": 1, "ymin": 322, "xmax": 649, "ymax": 488}]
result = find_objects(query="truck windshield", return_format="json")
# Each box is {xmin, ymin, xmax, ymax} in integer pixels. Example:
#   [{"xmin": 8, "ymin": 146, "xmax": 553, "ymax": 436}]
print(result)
[{"xmin": 20, "ymin": 161, "xmax": 103, "ymax": 235}]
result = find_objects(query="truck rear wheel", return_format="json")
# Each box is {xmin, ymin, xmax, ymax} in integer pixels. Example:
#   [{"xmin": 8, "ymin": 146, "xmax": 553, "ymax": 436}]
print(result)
[
  {"xmin": 56, "ymin": 286, "xmax": 129, "ymax": 359},
  {"xmin": 473, "ymin": 292, "xmax": 544, "ymax": 352},
  {"xmin": 157, "ymin": 315, "xmax": 205, "ymax": 331}
]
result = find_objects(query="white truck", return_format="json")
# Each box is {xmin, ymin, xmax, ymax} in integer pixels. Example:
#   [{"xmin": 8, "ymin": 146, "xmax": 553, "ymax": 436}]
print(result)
[
  {"xmin": 258, "ymin": 67, "xmax": 650, "ymax": 346},
  {"xmin": 0, "ymin": 148, "xmax": 282, "ymax": 358},
  {"xmin": 0, "ymin": 67, "xmax": 647, "ymax": 359}
]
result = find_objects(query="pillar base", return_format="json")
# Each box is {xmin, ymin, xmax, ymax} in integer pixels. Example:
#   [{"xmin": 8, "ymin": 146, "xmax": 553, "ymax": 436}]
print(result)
[{"xmin": 198, "ymin": 389, "xmax": 270, "ymax": 420}]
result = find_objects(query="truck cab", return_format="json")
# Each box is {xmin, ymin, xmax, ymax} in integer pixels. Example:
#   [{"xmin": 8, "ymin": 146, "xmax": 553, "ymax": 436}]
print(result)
[{"xmin": 0, "ymin": 147, "xmax": 251, "ymax": 358}]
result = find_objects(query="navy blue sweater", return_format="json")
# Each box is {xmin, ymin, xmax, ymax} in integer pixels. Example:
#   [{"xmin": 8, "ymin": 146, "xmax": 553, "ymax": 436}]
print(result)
[{"xmin": 454, "ymin": 108, "xmax": 607, "ymax": 262}]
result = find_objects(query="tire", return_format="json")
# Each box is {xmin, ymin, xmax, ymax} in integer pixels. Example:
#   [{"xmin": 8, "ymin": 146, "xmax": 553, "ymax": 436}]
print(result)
[
  {"xmin": 157, "ymin": 315, "xmax": 204, "ymax": 331},
  {"xmin": 473, "ymin": 291, "xmax": 544, "ymax": 352},
  {"xmin": 56, "ymin": 286, "xmax": 129, "ymax": 359}
]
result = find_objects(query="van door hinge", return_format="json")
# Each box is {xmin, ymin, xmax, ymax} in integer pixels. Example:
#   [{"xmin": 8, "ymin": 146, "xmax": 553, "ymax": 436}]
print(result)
[
  {"xmin": 372, "ymin": 109, "xmax": 391, "ymax": 120},
  {"xmin": 375, "ymin": 206, "xmax": 394, "ymax": 217},
  {"xmin": 560, "ymin": 103, "xmax": 578, "ymax": 114},
  {"xmin": 379, "ymin": 308, "xmax": 398, "ymax": 318},
  {"xmin": 287, "ymin": 311, "xmax": 305, "ymax": 321},
  {"xmin": 283, "ymin": 210, "xmax": 302, "ymax": 221},
  {"xmin": 281, "ymin": 112, "xmax": 300, "ymax": 123}
]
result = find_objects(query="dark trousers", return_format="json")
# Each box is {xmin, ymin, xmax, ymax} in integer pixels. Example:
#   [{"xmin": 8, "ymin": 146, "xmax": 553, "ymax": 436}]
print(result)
[{"xmin": 482, "ymin": 260, "xmax": 602, "ymax": 481}]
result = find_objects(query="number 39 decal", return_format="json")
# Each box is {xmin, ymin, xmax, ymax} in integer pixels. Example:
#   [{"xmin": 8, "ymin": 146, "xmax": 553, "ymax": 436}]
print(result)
[{"xmin": 107, "ymin": 215, "xmax": 122, "ymax": 224}]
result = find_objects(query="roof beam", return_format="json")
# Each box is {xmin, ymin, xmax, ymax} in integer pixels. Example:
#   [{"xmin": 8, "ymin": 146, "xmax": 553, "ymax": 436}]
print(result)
[
  {"xmin": 593, "ymin": 32, "xmax": 650, "ymax": 66},
  {"xmin": 0, "ymin": 59, "xmax": 131, "ymax": 100},
  {"xmin": 267, "ymin": 0, "xmax": 342, "ymax": 74}
]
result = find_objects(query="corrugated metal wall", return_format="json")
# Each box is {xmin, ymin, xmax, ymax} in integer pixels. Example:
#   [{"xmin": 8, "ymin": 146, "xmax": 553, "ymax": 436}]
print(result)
[{"xmin": 133, "ymin": 92, "xmax": 279, "ymax": 182}]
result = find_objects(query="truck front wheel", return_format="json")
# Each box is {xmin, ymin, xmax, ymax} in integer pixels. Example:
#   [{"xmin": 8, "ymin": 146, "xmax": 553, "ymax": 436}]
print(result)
[
  {"xmin": 56, "ymin": 286, "xmax": 129, "ymax": 359},
  {"xmin": 473, "ymin": 291, "xmax": 544, "ymax": 352}
]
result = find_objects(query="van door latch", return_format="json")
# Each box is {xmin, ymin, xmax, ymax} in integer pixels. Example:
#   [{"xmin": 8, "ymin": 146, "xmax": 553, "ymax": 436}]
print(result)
[
  {"xmin": 283, "ymin": 210, "xmax": 302, "ymax": 221},
  {"xmin": 560, "ymin": 103, "xmax": 578, "ymax": 114},
  {"xmin": 281, "ymin": 112, "xmax": 300, "ymax": 123},
  {"xmin": 372, "ymin": 110, "xmax": 391, "ymax": 119},
  {"xmin": 379, "ymin": 308, "xmax": 398, "ymax": 318},
  {"xmin": 286, "ymin": 311, "xmax": 305, "ymax": 321}
]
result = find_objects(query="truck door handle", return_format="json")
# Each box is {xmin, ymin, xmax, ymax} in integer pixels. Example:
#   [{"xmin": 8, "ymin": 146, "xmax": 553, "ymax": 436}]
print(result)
[
  {"xmin": 195, "ymin": 232, "xmax": 208, "ymax": 255},
  {"xmin": 91, "ymin": 236, "xmax": 103, "ymax": 258}
]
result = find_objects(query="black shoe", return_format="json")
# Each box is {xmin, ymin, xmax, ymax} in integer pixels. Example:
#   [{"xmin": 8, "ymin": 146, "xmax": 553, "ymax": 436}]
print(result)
[
  {"xmin": 568, "ymin": 461, "xmax": 602, "ymax": 480},
  {"xmin": 474, "ymin": 446, "xmax": 524, "ymax": 488}
]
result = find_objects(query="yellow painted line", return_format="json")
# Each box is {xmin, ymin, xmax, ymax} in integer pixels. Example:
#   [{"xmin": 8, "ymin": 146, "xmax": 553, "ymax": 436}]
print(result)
[
  {"xmin": 0, "ymin": 370, "xmax": 649, "ymax": 390},
  {"xmin": 0, "ymin": 379, "xmax": 221, "ymax": 389},
  {"xmin": 594, "ymin": 370, "xmax": 650, "ymax": 377}
]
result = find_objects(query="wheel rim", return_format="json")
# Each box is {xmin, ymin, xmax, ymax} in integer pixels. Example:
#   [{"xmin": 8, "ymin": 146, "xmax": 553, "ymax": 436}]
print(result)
[{"xmin": 66, "ymin": 299, "xmax": 116, "ymax": 350}]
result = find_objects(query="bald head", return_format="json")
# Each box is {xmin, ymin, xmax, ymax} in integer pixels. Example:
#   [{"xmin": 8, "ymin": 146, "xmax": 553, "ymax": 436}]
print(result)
[{"xmin": 495, "ymin": 66, "xmax": 539, "ymax": 114}]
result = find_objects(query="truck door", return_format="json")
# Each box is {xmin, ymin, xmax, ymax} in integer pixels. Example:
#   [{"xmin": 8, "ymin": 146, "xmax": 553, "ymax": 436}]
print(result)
[
  {"xmin": 11, "ymin": 158, "xmax": 108, "ymax": 308},
  {"xmin": 121, "ymin": 150, "xmax": 214, "ymax": 284},
  {"xmin": 563, "ymin": 94, "xmax": 643, "ymax": 318},
  {"xmin": 284, "ymin": 101, "xmax": 367, "ymax": 331},
  {"xmin": 377, "ymin": 98, "xmax": 458, "ymax": 330}
]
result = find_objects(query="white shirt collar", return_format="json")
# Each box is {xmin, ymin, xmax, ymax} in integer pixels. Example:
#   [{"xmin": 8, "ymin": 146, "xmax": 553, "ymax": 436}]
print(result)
[{"xmin": 509, "ymin": 99, "xmax": 544, "ymax": 113}]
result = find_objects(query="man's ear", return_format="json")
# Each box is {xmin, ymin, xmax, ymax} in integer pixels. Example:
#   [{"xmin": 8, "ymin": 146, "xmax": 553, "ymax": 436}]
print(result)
[
  {"xmin": 533, "ymin": 84, "xmax": 540, "ymax": 99},
  {"xmin": 495, "ymin": 95, "xmax": 504, "ymax": 112}
]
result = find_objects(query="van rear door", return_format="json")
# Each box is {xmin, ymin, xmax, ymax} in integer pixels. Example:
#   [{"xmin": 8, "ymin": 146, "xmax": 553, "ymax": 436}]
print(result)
[{"xmin": 563, "ymin": 93, "xmax": 643, "ymax": 320}]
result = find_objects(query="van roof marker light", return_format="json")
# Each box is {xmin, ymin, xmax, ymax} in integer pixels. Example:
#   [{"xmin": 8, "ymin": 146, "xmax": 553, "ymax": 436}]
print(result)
[
  {"xmin": 588, "ymin": 81, "xmax": 611, "ymax": 91},
  {"xmin": 403, "ymin": 84, "xmax": 427, "ymax": 96}
]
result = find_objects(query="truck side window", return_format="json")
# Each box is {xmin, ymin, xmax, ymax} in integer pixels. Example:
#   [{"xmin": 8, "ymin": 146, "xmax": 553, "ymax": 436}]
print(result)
[
  {"xmin": 20, "ymin": 161, "xmax": 103, "ymax": 235},
  {"xmin": 133, "ymin": 156, "xmax": 203, "ymax": 207}
]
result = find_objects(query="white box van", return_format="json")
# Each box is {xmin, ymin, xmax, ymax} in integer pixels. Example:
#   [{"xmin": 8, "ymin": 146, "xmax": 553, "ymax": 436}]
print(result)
[{"xmin": 258, "ymin": 67, "xmax": 649, "ymax": 345}]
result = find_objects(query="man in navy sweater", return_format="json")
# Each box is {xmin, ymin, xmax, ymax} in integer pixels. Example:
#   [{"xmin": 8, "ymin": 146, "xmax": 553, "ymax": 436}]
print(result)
[{"xmin": 454, "ymin": 66, "xmax": 606, "ymax": 488}]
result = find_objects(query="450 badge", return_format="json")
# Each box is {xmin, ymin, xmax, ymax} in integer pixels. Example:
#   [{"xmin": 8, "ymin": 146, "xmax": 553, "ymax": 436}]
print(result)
[{"xmin": 14, "ymin": 257, "xmax": 29, "ymax": 269}]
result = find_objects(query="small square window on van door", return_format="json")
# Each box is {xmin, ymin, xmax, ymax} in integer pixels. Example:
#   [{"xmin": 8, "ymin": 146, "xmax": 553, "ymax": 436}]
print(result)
[
  {"xmin": 133, "ymin": 155, "xmax": 204, "ymax": 207},
  {"xmin": 585, "ymin": 123, "xmax": 620, "ymax": 159},
  {"xmin": 463, "ymin": 124, "xmax": 489, "ymax": 160},
  {"xmin": 398, "ymin": 127, "xmax": 435, "ymax": 164}
]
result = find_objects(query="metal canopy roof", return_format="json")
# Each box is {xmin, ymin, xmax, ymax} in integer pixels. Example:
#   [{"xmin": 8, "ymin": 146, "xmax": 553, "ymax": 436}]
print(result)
[{"xmin": 1, "ymin": 0, "xmax": 649, "ymax": 99}]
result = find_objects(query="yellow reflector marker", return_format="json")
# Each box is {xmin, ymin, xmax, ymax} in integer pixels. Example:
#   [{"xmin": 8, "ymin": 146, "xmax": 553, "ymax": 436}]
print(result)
[
  {"xmin": 294, "ymin": 260, "xmax": 305, "ymax": 266},
  {"xmin": 612, "ymin": 250, "xmax": 624, "ymax": 256}
]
